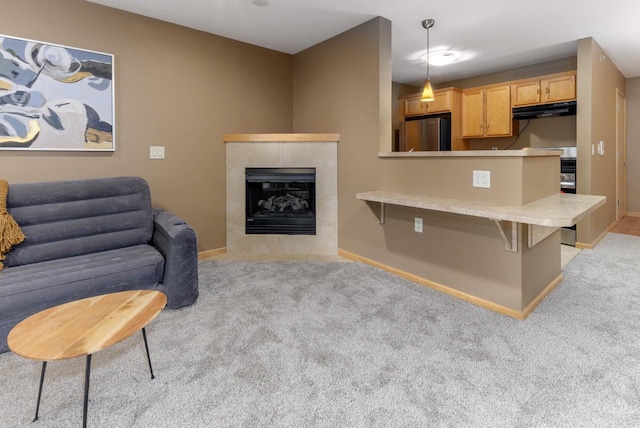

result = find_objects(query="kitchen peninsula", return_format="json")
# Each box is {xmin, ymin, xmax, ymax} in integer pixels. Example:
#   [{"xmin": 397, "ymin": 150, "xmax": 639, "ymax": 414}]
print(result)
[{"xmin": 352, "ymin": 149, "xmax": 605, "ymax": 319}]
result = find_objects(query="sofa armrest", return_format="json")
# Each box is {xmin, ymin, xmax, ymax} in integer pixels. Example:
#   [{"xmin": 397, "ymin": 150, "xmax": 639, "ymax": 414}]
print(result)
[{"xmin": 152, "ymin": 208, "xmax": 199, "ymax": 308}]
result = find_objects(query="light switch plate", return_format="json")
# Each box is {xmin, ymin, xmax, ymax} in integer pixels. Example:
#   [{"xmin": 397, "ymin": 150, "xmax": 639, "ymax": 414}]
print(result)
[
  {"xmin": 473, "ymin": 170, "xmax": 491, "ymax": 188},
  {"xmin": 150, "ymin": 146, "xmax": 165, "ymax": 159}
]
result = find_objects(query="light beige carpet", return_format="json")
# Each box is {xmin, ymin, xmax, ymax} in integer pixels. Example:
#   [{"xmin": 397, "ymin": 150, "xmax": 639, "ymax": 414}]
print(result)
[{"xmin": 0, "ymin": 233, "xmax": 638, "ymax": 427}]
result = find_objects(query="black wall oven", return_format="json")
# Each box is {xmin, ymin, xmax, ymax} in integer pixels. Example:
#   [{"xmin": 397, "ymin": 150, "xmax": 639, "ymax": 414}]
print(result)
[{"xmin": 559, "ymin": 147, "xmax": 577, "ymax": 246}]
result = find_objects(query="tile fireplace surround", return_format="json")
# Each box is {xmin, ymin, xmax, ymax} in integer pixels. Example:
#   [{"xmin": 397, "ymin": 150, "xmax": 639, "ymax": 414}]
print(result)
[{"xmin": 224, "ymin": 134, "xmax": 339, "ymax": 255}]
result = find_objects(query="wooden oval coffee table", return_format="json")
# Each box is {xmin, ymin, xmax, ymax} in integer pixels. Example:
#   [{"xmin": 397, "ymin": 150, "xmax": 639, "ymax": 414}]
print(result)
[{"xmin": 8, "ymin": 290, "xmax": 167, "ymax": 427}]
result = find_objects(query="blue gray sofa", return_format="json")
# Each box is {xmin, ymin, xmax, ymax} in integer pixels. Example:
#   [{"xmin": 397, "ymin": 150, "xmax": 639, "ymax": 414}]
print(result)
[{"xmin": 0, "ymin": 176, "xmax": 199, "ymax": 353}]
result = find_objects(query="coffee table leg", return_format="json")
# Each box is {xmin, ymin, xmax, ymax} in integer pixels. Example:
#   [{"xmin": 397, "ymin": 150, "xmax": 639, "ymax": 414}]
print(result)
[
  {"xmin": 33, "ymin": 361, "xmax": 47, "ymax": 422},
  {"xmin": 141, "ymin": 327, "xmax": 155, "ymax": 379},
  {"xmin": 83, "ymin": 354, "xmax": 92, "ymax": 428}
]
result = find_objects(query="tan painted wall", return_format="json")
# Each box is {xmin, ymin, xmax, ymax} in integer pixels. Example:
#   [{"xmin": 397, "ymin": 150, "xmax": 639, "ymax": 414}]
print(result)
[
  {"xmin": 576, "ymin": 38, "xmax": 626, "ymax": 244},
  {"xmin": 293, "ymin": 17, "xmax": 389, "ymax": 257},
  {"xmin": 0, "ymin": 0, "xmax": 293, "ymax": 251},
  {"xmin": 626, "ymin": 77, "xmax": 640, "ymax": 213}
]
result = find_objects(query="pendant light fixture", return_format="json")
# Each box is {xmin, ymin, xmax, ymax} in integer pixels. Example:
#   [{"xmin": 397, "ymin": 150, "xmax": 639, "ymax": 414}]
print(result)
[{"xmin": 421, "ymin": 19, "xmax": 435, "ymax": 102}]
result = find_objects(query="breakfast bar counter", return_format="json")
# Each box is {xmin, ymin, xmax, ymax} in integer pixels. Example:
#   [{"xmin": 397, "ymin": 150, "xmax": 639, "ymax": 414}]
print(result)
[
  {"xmin": 377, "ymin": 149, "xmax": 564, "ymax": 158},
  {"xmin": 357, "ymin": 191, "xmax": 606, "ymax": 228},
  {"xmin": 349, "ymin": 149, "xmax": 605, "ymax": 320},
  {"xmin": 357, "ymin": 190, "xmax": 605, "ymax": 255}
]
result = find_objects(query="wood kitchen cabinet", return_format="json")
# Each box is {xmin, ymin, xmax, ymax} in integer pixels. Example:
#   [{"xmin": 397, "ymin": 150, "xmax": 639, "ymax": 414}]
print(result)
[
  {"xmin": 402, "ymin": 89, "xmax": 452, "ymax": 117},
  {"xmin": 403, "ymin": 95, "xmax": 426, "ymax": 116},
  {"xmin": 512, "ymin": 71, "xmax": 576, "ymax": 107},
  {"xmin": 462, "ymin": 85, "xmax": 514, "ymax": 138}
]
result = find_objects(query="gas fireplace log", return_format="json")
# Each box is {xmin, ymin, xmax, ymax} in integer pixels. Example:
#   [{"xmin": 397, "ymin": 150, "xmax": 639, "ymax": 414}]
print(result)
[{"xmin": 258, "ymin": 193, "xmax": 309, "ymax": 212}]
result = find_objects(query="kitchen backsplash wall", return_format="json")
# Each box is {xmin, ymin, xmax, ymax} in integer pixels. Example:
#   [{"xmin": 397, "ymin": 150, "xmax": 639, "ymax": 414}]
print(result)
[{"xmin": 470, "ymin": 116, "xmax": 577, "ymax": 150}]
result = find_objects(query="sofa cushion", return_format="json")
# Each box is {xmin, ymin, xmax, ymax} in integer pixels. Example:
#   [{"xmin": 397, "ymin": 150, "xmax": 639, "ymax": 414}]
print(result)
[
  {"xmin": 5, "ymin": 177, "xmax": 153, "ymax": 267},
  {"xmin": 0, "ymin": 245, "xmax": 164, "ymax": 325}
]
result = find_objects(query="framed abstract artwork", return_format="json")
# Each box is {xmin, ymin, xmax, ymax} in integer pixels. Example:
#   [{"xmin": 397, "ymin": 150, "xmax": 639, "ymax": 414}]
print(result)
[{"xmin": 0, "ymin": 34, "xmax": 114, "ymax": 151}]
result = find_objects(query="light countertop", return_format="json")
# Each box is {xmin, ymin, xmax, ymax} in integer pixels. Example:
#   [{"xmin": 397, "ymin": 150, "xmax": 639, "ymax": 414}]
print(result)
[
  {"xmin": 356, "ymin": 191, "xmax": 606, "ymax": 227},
  {"xmin": 224, "ymin": 133, "xmax": 339, "ymax": 142},
  {"xmin": 378, "ymin": 149, "xmax": 562, "ymax": 158}
]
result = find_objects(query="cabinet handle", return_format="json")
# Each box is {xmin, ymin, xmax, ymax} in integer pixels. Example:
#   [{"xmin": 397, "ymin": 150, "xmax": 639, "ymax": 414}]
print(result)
[
  {"xmin": 545, "ymin": 86, "xmax": 550, "ymax": 99},
  {"xmin": 480, "ymin": 122, "xmax": 484, "ymax": 131},
  {"xmin": 487, "ymin": 121, "xmax": 490, "ymax": 130},
  {"xmin": 537, "ymin": 85, "xmax": 540, "ymax": 96}
]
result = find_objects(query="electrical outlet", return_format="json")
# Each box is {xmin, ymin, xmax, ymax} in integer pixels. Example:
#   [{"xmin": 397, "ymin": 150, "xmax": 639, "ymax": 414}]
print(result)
[
  {"xmin": 598, "ymin": 140, "xmax": 604, "ymax": 156},
  {"xmin": 150, "ymin": 146, "xmax": 165, "ymax": 159},
  {"xmin": 414, "ymin": 217, "xmax": 423, "ymax": 233},
  {"xmin": 473, "ymin": 170, "xmax": 491, "ymax": 188}
]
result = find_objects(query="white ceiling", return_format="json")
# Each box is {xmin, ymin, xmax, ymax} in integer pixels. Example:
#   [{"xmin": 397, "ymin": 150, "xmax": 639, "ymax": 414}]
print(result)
[{"xmin": 88, "ymin": 0, "xmax": 640, "ymax": 86}]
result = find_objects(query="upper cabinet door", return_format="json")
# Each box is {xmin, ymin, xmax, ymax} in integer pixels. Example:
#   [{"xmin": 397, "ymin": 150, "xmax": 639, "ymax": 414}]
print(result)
[
  {"xmin": 462, "ymin": 86, "xmax": 512, "ymax": 138},
  {"xmin": 428, "ymin": 90, "xmax": 452, "ymax": 113},
  {"xmin": 512, "ymin": 81, "xmax": 541, "ymax": 106},
  {"xmin": 403, "ymin": 95, "xmax": 427, "ymax": 116},
  {"xmin": 485, "ymin": 86, "xmax": 512, "ymax": 136},
  {"xmin": 542, "ymin": 74, "xmax": 576, "ymax": 103},
  {"xmin": 461, "ymin": 90, "xmax": 484, "ymax": 137}
]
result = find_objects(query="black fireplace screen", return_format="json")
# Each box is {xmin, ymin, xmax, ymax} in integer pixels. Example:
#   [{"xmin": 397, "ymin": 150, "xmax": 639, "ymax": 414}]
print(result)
[{"xmin": 245, "ymin": 167, "xmax": 316, "ymax": 235}]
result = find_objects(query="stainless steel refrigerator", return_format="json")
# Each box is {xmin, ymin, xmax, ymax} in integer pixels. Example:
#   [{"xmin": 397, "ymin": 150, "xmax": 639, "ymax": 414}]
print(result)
[{"xmin": 399, "ymin": 116, "xmax": 451, "ymax": 151}]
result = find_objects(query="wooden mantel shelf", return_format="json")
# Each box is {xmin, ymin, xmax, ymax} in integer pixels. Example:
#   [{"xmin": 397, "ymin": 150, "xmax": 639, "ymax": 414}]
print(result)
[
  {"xmin": 357, "ymin": 190, "xmax": 606, "ymax": 252},
  {"xmin": 224, "ymin": 133, "xmax": 340, "ymax": 142}
]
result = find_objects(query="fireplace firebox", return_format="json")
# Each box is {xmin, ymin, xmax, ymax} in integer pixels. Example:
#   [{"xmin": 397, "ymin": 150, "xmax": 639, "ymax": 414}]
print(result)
[{"xmin": 245, "ymin": 167, "xmax": 316, "ymax": 235}]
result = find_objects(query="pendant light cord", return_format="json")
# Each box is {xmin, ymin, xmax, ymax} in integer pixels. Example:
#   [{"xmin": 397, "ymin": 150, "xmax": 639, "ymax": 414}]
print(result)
[{"xmin": 426, "ymin": 25, "xmax": 430, "ymax": 79}]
